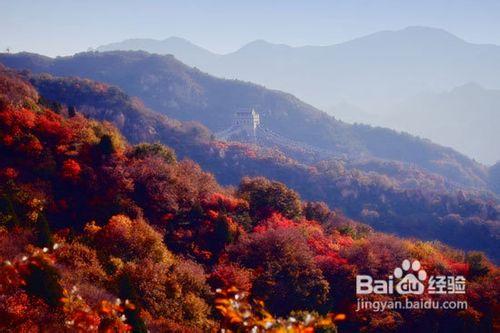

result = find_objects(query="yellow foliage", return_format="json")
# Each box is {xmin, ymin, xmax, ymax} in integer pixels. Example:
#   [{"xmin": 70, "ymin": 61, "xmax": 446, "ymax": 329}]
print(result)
[{"xmin": 214, "ymin": 288, "xmax": 344, "ymax": 332}]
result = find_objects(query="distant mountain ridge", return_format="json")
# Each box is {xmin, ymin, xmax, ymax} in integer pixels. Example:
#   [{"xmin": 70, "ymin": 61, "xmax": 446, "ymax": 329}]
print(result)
[
  {"xmin": 97, "ymin": 36, "xmax": 219, "ymax": 68},
  {"xmin": 0, "ymin": 50, "xmax": 491, "ymax": 191},
  {"xmin": 96, "ymin": 26, "xmax": 500, "ymax": 110},
  {"xmin": 95, "ymin": 27, "xmax": 500, "ymax": 164}
]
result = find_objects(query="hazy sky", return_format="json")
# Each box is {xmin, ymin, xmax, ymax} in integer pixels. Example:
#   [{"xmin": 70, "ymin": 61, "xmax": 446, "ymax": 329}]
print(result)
[{"xmin": 2, "ymin": 0, "xmax": 500, "ymax": 57}]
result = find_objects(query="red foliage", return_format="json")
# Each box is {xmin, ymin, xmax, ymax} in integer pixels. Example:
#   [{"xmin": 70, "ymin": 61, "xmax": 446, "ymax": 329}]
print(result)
[
  {"xmin": 333, "ymin": 233, "xmax": 354, "ymax": 248},
  {"xmin": 447, "ymin": 260, "xmax": 470, "ymax": 276},
  {"xmin": 315, "ymin": 252, "xmax": 348, "ymax": 268},
  {"xmin": 209, "ymin": 263, "xmax": 253, "ymax": 292},
  {"xmin": 2, "ymin": 134, "xmax": 14, "ymax": 146},
  {"xmin": 0, "ymin": 69, "xmax": 498, "ymax": 332},
  {"xmin": 0, "ymin": 107, "xmax": 36, "ymax": 134},
  {"xmin": 2, "ymin": 167, "xmax": 18, "ymax": 179},
  {"xmin": 201, "ymin": 192, "xmax": 248, "ymax": 213},
  {"xmin": 161, "ymin": 213, "xmax": 175, "ymax": 224},
  {"xmin": 61, "ymin": 159, "xmax": 82, "ymax": 180},
  {"xmin": 253, "ymin": 212, "xmax": 296, "ymax": 233},
  {"xmin": 35, "ymin": 111, "xmax": 74, "ymax": 145}
]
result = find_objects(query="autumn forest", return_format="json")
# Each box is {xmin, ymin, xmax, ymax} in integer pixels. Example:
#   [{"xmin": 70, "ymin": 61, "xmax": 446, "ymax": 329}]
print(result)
[
  {"xmin": 1, "ymin": 2, "xmax": 500, "ymax": 332},
  {"xmin": 0, "ymin": 57, "xmax": 498, "ymax": 333}
]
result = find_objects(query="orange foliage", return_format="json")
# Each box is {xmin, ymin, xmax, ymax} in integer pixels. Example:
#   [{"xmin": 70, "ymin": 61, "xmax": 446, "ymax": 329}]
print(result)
[
  {"xmin": 62, "ymin": 289, "xmax": 133, "ymax": 333},
  {"xmin": 202, "ymin": 192, "xmax": 249, "ymax": 212},
  {"xmin": 215, "ymin": 288, "xmax": 344, "ymax": 332}
]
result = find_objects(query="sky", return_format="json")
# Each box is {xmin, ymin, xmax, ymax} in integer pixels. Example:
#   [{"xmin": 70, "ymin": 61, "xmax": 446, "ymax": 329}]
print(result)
[{"xmin": 1, "ymin": 0, "xmax": 500, "ymax": 57}]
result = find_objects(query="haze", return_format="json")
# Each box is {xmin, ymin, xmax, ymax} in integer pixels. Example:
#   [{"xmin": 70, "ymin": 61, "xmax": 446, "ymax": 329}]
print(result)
[
  {"xmin": 2, "ymin": 0, "xmax": 499, "ymax": 164},
  {"xmin": 2, "ymin": 0, "xmax": 500, "ymax": 56}
]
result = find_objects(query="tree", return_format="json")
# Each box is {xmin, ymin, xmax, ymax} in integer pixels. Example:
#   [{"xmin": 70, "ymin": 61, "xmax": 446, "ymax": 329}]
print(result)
[
  {"xmin": 94, "ymin": 215, "xmax": 173, "ymax": 264},
  {"xmin": 67, "ymin": 105, "xmax": 76, "ymax": 118},
  {"xmin": 98, "ymin": 134, "xmax": 115, "ymax": 155},
  {"xmin": 118, "ymin": 272, "xmax": 147, "ymax": 333},
  {"xmin": 23, "ymin": 259, "xmax": 64, "ymax": 307},
  {"xmin": 238, "ymin": 177, "xmax": 302, "ymax": 221},
  {"xmin": 129, "ymin": 143, "xmax": 176, "ymax": 164},
  {"xmin": 228, "ymin": 227, "xmax": 329, "ymax": 315},
  {"xmin": 466, "ymin": 251, "xmax": 490, "ymax": 279},
  {"xmin": 35, "ymin": 213, "xmax": 53, "ymax": 248},
  {"xmin": 304, "ymin": 201, "xmax": 331, "ymax": 223}
]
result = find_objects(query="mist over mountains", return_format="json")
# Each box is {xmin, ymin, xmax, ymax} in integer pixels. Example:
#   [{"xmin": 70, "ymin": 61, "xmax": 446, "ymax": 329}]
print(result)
[
  {"xmin": 98, "ymin": 26, "xmax": 500, "ymax": 108},
  {"xmin": 0, "ymin": 50, "xmax": 490, "ymax": 191},
  {"xmin": 97, "ymin": 26, "xmax": 500, "ymax": 164},
  {"xmin": 383, "ymin": 83, "xmax": 500, "ymax": 165}
]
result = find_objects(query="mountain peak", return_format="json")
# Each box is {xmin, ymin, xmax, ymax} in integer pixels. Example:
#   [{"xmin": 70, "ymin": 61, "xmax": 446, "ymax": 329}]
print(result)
[
  {"xmin": 236, "ymin": 39, "xmax": 292, "ymax": 54},
  {"xmin": 243, "ymin": 39, "xmax": 273, "ymax": 46},
  {"xmin": 161, "ymin": 36, "xmax": 197, "ymax": 46},
  {"xmin": 96, "ymin": 36, "xmax": 216, "ymax": 62},
  {"xmin": 398, "ymin": 25, "xmax": 465, "ymax": 41},
  {"xmin": 345, "ymin": 26, "xmax": 463, "ymax": 45},
  {"xmin": 334, "ymin": 25, "xmax": 468, "ymax": 55}
]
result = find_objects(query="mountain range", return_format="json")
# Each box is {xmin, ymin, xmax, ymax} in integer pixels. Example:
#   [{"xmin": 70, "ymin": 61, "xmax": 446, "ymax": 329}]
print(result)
[
  {"xmin": 0, "ymin": 53, "xmax": 498, "ymax": 261},
  {"xmin": 0, "ymin": 50, "xmax": 490, "ymax": 191},
  {"xmin": 96, "ymin": 26, "xmax": 500, "ymax": 164},
  {"xmin": 96, "ymin": 26, "xmax": 500, "ymax": 108}
]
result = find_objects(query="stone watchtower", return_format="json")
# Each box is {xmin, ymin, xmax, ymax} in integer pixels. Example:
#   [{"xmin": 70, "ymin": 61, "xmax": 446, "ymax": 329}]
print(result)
[{"xmin": 233, "ymin": 109, "xmax": 260, "ymax": 138}]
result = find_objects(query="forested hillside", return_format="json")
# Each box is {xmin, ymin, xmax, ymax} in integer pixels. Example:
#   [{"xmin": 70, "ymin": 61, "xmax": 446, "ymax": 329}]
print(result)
[
  {"xmin": 0, "ymin": 61, "xmax": 498, "ymax": 332},
  {"xmin": 0, "ymin": 51, "xmax": 489, "ymax": 190},
  {"xmin": 8, "ymin": 67, "xmax": 499, "ymax": 262}
]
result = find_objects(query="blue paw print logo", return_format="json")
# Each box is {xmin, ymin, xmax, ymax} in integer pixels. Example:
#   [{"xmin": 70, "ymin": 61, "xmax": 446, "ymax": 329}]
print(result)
[{"xmin": 394, "ymin": 259, "xmax": 427, "ymax": 295}]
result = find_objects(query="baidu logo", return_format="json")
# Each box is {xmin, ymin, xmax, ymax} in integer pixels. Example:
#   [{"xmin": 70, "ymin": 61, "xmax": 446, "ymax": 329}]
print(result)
[
  {"xmin": 356, "ymin": 259, "xmax": 465, "ymax": 295},
  {"xmin": 394, "ymin": 259, "xmax": 427, "ymax": 294}
]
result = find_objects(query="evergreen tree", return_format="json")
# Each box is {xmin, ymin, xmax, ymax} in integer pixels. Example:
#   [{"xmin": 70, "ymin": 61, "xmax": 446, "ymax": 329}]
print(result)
[
  {"xmin": 68, "ymin": 105, "xmax": 77, "ymax": 117},
  {"xmin": 98, "ymin": 134, "xmax": 115, "ymax": 155},
  {"xmin": 36, "ymin": 213, "xmax": 54, "ymax": 248},
  {"xmin": 118, "ymin": 272, "xmax": 148, "ymax": 333}
]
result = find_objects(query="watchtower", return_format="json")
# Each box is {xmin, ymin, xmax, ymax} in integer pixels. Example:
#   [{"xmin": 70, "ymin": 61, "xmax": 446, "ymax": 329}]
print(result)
[{"xmin": 233, "ymin": 109, "xmax": 260, "ymax": 138}]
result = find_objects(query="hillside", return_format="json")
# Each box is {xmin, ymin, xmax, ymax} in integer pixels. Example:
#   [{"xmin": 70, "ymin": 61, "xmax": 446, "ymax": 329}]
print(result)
[
  {"xmin": 27, "ymin": 73, "xmax": 213, "ymax": 149},
  {"xmin": 96, "ymin": 27, "xmax": 500, "ymax": 112},
  {"xmin": 0, "ymin": 50, "xmax": 490, "ymax": 189},
  {"xmin": 0, "ymin": 63, "xmax": 498, "ymax": 333},
  {"xmin": 490, "ymin": 162, "xmax": 500, "ymax": 194},
  {"xmin": 95, "ymin": 27, "xmax": 500, "ymax": 165},
  {"xmin": 6, "ymin": 67, "xmax": 499, "ymax": 262}
]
